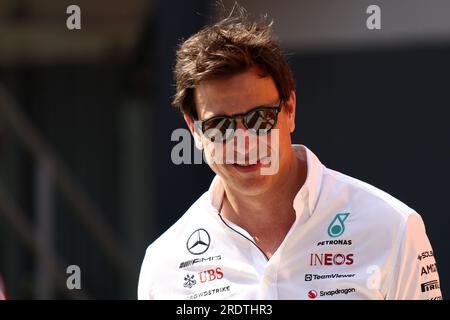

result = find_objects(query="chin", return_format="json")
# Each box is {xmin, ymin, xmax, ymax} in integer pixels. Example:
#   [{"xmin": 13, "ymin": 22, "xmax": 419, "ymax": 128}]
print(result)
[{"xmin": 223, "ymin": 166, "xmax": 274, "ymax": 196}]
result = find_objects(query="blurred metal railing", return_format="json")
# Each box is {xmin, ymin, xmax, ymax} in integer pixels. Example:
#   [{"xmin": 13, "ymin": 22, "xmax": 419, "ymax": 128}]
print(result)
[{"xmin": 0, "ymin": 85, "xmax": 135, "ymax": 299}]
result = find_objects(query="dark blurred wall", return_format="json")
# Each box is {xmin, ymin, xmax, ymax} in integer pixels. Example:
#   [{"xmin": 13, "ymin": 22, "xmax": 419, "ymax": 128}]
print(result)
[{"xmin": 149, "ymin": 0, "xmax": 212, "ymax": 233}]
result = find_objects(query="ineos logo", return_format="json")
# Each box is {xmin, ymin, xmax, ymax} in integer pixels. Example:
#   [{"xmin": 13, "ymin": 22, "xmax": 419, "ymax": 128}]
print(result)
[{"xmin": 186, "ymin": 229, "xmax": 210, "ymax": 255}]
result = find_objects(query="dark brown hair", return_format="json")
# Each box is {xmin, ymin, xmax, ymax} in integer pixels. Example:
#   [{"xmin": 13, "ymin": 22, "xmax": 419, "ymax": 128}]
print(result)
[{"xmin": 172, "ymin": 6, "xmax": 295, "ymax": 120}]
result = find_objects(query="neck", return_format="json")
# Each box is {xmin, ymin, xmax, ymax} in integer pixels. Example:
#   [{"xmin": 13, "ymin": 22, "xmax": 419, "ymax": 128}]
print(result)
[{"xmin": 221, "ymin": 148, "xmax": 307, "ymax": 240}]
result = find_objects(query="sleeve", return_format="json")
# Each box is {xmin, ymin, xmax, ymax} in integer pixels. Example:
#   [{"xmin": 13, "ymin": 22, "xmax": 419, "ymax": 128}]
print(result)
[{"xmin": 386, "ymin": 213, "xmax": 442, "ymax": 300}]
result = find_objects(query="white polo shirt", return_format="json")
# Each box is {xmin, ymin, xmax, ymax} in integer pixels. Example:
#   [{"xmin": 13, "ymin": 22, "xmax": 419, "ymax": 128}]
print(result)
[{"xmin": 138, "ymin": 145, "xmax": 442, "ymax": 300}]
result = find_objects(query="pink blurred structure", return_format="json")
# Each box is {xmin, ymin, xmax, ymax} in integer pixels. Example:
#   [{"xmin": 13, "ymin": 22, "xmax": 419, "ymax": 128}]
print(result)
[{"xmin": 0, "ymin": 275, "xmax": 6, "ymax": 300}]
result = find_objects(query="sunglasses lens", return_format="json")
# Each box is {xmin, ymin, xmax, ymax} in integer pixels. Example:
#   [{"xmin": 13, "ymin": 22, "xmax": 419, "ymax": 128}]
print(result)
[
  {"xmin": 203, "ymin": 117, "xmax": 234, "ymax": 142},
  {"xmin": 245, "ymin": 108, "xmax": 277, "ymax": 135}
]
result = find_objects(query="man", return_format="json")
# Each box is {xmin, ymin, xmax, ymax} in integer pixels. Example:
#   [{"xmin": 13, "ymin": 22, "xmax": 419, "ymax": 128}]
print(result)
[{"xmin": 138, "ymin": 10, "xmax": 442, "ymax": 300}]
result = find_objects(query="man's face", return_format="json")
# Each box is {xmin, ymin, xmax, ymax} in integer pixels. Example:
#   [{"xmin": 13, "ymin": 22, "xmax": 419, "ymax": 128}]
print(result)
[{"xmin": 185, "ymin": 66, "xmax": 296, "ymax": 197}]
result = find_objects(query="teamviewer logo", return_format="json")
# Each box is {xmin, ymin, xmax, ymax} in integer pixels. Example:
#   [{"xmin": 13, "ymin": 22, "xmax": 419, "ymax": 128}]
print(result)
[{"xmin": 305, "ymin": 274, "xmax": 312, "ymax": 281}]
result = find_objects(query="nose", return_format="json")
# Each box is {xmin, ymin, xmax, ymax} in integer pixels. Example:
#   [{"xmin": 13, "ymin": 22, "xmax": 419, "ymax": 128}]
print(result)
[
  {"xmin": 234, "ymin": 117, "xmax": 246, "ymax": 131},
  {"xmin": 230, "ymin": 118, "xmax": 255, "ymax": 159}
]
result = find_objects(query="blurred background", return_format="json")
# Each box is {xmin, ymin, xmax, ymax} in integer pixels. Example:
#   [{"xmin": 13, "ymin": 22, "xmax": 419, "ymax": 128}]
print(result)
[{"xmin": 0, "ymin": 0, "xmax": 448, "ymax": 299}]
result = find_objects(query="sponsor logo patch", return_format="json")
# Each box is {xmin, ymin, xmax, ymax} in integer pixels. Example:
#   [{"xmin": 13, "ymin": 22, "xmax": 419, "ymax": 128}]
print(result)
[
  {"xmin": 307, "ymin": 290, "xmax": 317, "ymax": 299},
  {"xmin": 308, "ymin": 288, "xmax": 356, "ymax": 299},
  {"xmin": 187, "ymin": 286, "xmax": 231, "ymax": 300},
  {"xmin": 198, "ymin": 267, "xmax": 224, "ymax": 283},
  {"xmin": 317, "ymin": 239, "xmax": 352, "ymax": 246},
  {"xmin": 179, "ymin": 255, "xmax": 222, "ymax": 269},
  {"xmin": 183, "ymin": 274, "xmax": 197, "ymax": 289},
  {"xmin": 310, "ymin": 253, "xmax": 354, "ymax": 266},
  {"xmin": 421, "ymin": 280, "xmax": 440, "ymax": 293},
  {"xmin": 327, "ymin": 213, "xmax": 350, "ymax": 237},
  {"xmin": 186, "ymin": 229, "xmax": 210, "ymax": 255},
  {"xmin": 305, "ymin": 273, "xmax": 356, "ymax": 281},
  {"xmin": 421, "ymin": 263, "xmax": 437, "ymax": 276},
  {"xmin": 417, "ymin": 251, "xmax": 434, "ymax": 261}
]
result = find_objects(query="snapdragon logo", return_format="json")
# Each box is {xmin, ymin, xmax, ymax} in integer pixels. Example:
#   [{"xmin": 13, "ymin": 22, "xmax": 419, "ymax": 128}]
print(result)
[
  {"xmin": 320, "ymin": 287, "xmax": 356, "ymax": 297},
  {"xmin": 307, "ymin": 290, "xmax": 317, "ymax": 299},
  {"xmin": 307, "ymin": 288, "xmax": 356, "ymax": 299},
  {"xmin": 171, "ymin": 127, "xmax": 280, "ymax": 175}
]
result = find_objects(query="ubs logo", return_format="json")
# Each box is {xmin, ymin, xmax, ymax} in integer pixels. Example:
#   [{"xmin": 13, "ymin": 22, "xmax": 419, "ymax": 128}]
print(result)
[
  {"xmin": 199, "ymin": 267, "xmax": 224, "ymax": 283},
  {"xmin": 187, "ymin": 229, "xmax": 210, "ymax": 255}
]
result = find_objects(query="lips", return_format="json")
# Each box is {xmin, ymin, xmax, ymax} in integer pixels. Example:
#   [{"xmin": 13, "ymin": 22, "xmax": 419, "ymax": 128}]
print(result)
[
  {"xmin": 232, "ymin": 155, "xmax": 271, "ymax": 166},
  {"xmin": 231, "ymin": 162, "xmax": 260, "ymax": 173},
  {"xmin": 234, "ymin": 162, "xmax": 258, "ymax": 167},
  {"xmin": 230, "ymin": 156, "xmax": 271, "ymax": 173}
]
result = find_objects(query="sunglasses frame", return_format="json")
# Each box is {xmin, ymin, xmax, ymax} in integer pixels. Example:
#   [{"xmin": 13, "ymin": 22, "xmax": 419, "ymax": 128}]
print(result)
[{"xmin": 196, "ymin": 100, "xmax": 283, "ymax": 142}]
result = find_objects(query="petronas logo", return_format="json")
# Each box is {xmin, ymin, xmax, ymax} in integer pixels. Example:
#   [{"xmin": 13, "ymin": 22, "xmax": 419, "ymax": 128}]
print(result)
[{"xmin": 328, "ymin": 213, "xmax": 350, "ymax": 238}]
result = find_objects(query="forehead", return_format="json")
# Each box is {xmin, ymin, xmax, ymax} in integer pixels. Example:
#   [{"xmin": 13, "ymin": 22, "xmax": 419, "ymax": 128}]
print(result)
[{"xmin": 194, "ymin": 67, "xmax": 279, "ymax": 120}]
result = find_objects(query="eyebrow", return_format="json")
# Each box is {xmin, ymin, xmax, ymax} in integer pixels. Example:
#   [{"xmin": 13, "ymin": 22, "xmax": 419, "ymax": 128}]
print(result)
[{"xmin": 201, "ymin": 100, "xmax": 280, "ymax": 121}]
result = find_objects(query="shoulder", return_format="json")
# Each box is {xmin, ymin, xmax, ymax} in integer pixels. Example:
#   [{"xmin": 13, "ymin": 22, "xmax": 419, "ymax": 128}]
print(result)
[
  {"xmin": 138, "ymin": 191, "xmax": 212, "ymax": 298},
  {"xmin": 319, "ymin": 167, "xmax": 421, "ymax": 235},
  {"xmin": 144, "ymin": 191, "xmax": 211, "ymax": 259}
]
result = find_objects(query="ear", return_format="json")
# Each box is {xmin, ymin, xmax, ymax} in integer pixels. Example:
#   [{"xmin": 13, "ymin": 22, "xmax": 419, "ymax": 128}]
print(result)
[
  {"xmin": 285, "ymin": 91, "xmax": 296, "ymax": 133},
  {"xmin": 184, "ymin": 114, "xmax": 204, "ymax": 150}
]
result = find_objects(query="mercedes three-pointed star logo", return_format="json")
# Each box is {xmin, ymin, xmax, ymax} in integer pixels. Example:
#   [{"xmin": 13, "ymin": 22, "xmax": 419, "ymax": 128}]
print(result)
[{"xmin": 186, "ymin": 228, "xmax": 210, "ymax": 255}]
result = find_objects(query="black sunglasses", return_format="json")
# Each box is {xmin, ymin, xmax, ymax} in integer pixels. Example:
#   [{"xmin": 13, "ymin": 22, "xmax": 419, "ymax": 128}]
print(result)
[{"xmin": 196, "ymin": 101, "xmax": 283, "ymax": 142}]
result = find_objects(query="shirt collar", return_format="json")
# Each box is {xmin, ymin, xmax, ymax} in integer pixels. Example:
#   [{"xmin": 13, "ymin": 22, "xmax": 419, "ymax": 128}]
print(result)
[{"xmin": 208, "ymin": 144, "xmax": 324, "ymax": 218}]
